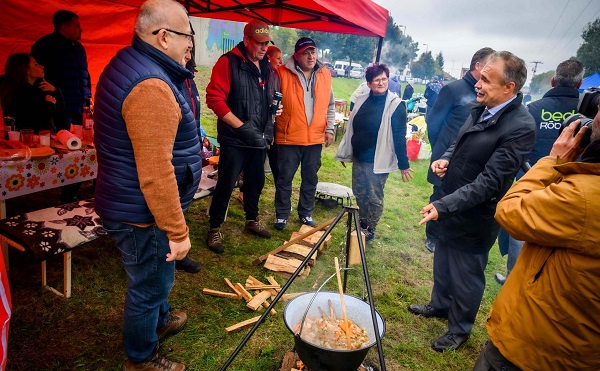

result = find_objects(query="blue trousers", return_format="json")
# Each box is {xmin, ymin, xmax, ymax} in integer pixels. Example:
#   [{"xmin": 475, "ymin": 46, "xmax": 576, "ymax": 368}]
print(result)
[
  {"xmin": 103, "ymin": 220, "xmax": 175, "ymax": 363},
  {"xmin": 497, "ymin": 228, "xmax": 524, "ymax": 275}
]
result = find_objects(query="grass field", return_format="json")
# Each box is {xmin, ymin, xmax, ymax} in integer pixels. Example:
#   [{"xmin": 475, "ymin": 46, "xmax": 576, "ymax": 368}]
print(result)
[{"xmin": 6, "ymin": 67, "xmax": 505, "ymax": 370}]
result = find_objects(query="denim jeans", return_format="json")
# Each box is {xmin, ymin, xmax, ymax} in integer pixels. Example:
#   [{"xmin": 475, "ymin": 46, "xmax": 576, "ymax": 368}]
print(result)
[
  {"xmin": 102, "ymin": 219, "xmax": 175, "ymax": 363},
  {"xmin": 497, "ymin": 228, "xmax": 524, "ymax": 275}
]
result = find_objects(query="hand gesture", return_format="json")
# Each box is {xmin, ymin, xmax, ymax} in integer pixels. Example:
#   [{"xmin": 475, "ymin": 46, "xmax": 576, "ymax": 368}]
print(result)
[
  {"xmin": 549, "ymin": 120, "xmax": 587, "ymax": 162},
  {"xmin": 37, "ymin": 79, "xmax": 56, "ymax": 92},
  {"xmin": 418, "ymin": 203, "xmax": 438, "ymax": 225}
]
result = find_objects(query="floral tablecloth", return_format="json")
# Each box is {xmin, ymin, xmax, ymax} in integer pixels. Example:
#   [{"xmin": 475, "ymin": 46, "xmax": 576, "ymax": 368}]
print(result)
[{"xmin": 0, "ymin": 149, "xmax": 97, "ymax": 201}]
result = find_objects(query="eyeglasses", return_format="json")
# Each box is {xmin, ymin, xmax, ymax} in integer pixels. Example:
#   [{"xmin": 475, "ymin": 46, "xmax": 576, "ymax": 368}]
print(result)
[
  {"xmin": 152, "ymin": 28, "xmax": 195, "ymax": 41},
  {"xmin": 372, "ymin": 77, "xmax": 388, "ymax": 84}
]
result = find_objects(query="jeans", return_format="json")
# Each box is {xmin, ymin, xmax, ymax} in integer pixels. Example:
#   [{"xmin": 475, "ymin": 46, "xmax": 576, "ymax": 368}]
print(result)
[
  {"xmin": 497, "ymin": 228, "xmax": 524, "ymax": 275},
  {"xmin": 102, "ymin": 219, "xmax": 175, "ymax": 363}
]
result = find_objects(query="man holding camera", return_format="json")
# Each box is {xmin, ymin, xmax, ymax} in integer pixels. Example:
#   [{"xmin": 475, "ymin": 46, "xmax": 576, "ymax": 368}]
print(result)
[
  {"xmin": 413, "ymin": 51, "xmax": 536, "ymax": 352},
  {"xmin": 205, "ymin": 20, "xmax": 276, "ymax": 253},
  {"xmin": 495, "ymin": 58, "xmax": 584, "ymax": 284},
  {"xmin": 474, "ymin": 105, "xmax": 600, "ymax": 371}
]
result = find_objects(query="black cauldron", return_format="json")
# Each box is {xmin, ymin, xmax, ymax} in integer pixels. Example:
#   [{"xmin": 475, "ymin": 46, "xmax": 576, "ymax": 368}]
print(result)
[{"xmin": 283, "ymin": 292, "xmax": 385, "ymax": 371}]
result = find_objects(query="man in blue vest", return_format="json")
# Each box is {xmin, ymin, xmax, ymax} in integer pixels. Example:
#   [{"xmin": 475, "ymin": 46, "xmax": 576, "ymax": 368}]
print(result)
[
  {"xmin": 94, "ymin": 0, "xmax": 201, "ymax": 369},
  {"xmin": 495, "ymin": 58, "xmax": 584, "ymax": 285}
]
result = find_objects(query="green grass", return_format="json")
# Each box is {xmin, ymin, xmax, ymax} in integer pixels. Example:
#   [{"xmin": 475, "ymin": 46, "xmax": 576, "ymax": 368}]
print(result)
[{"xmin": 6, "ymin": 67, "xmax": 506, "ymax": 370}]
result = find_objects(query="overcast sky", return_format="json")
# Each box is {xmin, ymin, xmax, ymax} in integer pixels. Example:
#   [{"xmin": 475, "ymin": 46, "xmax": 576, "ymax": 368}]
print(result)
[{"xmin": 373, "ymin": 0, "xmax": 600, "ymax": 80}]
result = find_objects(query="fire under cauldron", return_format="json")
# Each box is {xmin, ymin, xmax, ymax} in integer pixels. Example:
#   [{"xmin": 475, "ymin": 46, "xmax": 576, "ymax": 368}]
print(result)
[{"xmin": 283, "ymin": 292, "xmax": 385, "ymax": 371}]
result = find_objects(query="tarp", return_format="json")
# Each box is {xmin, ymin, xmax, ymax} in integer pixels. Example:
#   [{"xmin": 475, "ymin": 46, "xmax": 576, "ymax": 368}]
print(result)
[
  {"xmin": 579, "ymin": 72, "xmax": 600, "ymax": 92},
  {"xmin": 0, "ymin": 0, "xmax": 388, "ymax": 94}
]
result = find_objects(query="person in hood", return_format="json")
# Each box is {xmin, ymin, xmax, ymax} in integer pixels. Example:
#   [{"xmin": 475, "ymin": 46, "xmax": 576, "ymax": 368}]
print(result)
[
  {"xmin": 205, "ymin": 20, "xmax": 277, "ymax": 254},
  {"xmin": 272, "ymin": 37, "xmax": 335, "ymax": 231}
]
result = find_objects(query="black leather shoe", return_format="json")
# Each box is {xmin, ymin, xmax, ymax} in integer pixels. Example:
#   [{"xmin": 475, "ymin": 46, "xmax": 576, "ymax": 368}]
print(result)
[
  {"xmin": 425, "ymin": 238, "xmax": 436, "ymax": 253},
  {"xmin": 408, "ymin": 304, "xmax": 448, "ymax": 319},
  {"xmin": 175, "ymin": 256, "xmax": 201, "ymax": 274},
  {"xmin": 431, "ymin": 331, "xmax": 469, "ymax": 352}
]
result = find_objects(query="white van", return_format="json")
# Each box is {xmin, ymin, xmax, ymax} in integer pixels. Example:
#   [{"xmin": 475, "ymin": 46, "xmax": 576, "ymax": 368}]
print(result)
[{"xmin": 334, "ymin": 61, "xmax": 362, "ymax": 76}]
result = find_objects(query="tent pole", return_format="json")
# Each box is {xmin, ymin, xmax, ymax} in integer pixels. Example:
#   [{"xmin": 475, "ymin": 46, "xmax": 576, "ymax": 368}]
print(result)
[{"xmin": 375, "ymin": 36, "xmax": 383, "ymax": 63}]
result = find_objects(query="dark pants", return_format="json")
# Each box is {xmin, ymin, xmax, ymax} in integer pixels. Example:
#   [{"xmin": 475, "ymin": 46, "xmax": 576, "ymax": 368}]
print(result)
[
  {"xmin": 267, "ymin": 143, "xmax": 279, "ymax": 183},
  {"xmin": 275, "ymin": 144, "xmax": 322, "ymax": 219},
  {"xmin": 351, "ymin": 161, "xmax": 388, "ymax": 230},
  {"xmin": 430, "ymin": 238, "xmax": 489, "ymax": 336},
  {"xmin": 426, "ymin": 184, "xmax": 442, "ymax": 241},
  {"xmin": 209, "ymin": 144, "xmax": 266, "ymax": 228},
  {"xmin": 473, "ymin": 340, "xmax": 521, "ymax": 371}
]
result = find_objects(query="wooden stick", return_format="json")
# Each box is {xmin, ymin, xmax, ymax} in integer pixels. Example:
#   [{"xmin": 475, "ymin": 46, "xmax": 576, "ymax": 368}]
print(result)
[
  {"xmin": 235, "ymin": 282, "xmax": 276, "ymax": 315},
  {"xmin": 245, "ymin": 284, "xmax": 280, "ymax": 290},
  {"xmin": 334, "ymin": 257, "xmax": 352, "ymax": 350},
  {"xmin": 202, "ymin": 288, "xmax": 241, "ymax": 300},
  {"xmin": 225, "ymin": 316, "xmax": 261, "ymax": 332},
  {"xmin": 224, "ymin": 278, "xmax": 241, "ymax": 296},
  {"xmin": 252, "ymin": 213, "xmax": 345, "ymax": 265}
]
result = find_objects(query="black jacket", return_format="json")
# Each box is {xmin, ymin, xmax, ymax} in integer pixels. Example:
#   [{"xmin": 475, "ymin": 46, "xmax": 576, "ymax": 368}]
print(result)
[
  {"xmin": 402, "ymin": 83, "xmax": 414, "ymax": 100},
  {"xmin": 426, "ymin": 71, "xmax": 478, "ymax": 186},
  {"xmin": 217, "ymin": 42, "xmax": 272, "ymax": 148},
  {"xmin": 432, "ymin": 93, "xmax": 536, "ymax": 253},
  {"xmin": 526, "ymin": 86, "xmax": 579, "ymax": 166}
]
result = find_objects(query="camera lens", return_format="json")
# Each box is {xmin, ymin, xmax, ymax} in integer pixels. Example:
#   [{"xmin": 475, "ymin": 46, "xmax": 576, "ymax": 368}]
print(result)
[{"xmin": 560, "ymin": 114, "xmax": 593, "ymax": 148}]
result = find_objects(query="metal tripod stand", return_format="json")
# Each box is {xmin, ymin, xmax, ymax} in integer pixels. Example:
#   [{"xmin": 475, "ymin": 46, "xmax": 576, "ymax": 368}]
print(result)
[{"xmin": 221, "ymin": 204, "xmax": 386, "ymax": 370}]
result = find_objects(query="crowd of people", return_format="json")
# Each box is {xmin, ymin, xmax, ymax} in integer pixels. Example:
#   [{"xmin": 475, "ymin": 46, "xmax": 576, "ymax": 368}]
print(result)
[{"xmin": 1, "ymin": 0, "xmax": 599, "ymax": 370}]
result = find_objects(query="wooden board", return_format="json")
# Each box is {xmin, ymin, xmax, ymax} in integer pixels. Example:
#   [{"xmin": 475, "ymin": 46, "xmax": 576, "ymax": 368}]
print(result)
[
  {"xmin": 278, "ymin": 243, "xmax": 317, "ymax": 265},
  {"xmin": 246, "ymin": 290, "xmax": 272, "ymax": 311},
  {"xmin": 264, "ymin": 255, "xmax": 305, "ymax": 275},
  {"xmin": 225, "ymin": 316, "xmax": 261, "ymax": 333},
  {"xmin": 291, "ymin": 226, "xmax": 331, "ymax": 249}
]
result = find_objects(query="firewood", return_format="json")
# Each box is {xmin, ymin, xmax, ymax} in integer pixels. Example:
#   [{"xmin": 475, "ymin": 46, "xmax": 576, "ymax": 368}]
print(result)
[
  {"xmin": 202, "ymin": 288, "xmax": 241, "ymax": 300},
  {"xmin": 290, "ymin": 228, "xmax": 331, "ymax": 249},
  {"xmin": 246, "ymin": 290, "xmax": 272, "ymax": 311},
  {"xmin": 224, "ymin": 278, "xmax": 242, "ymax": 296},
  {"xmin": 264, "ymin": 255, "xmax": 305, "ymax": 275},
  {"xmin": 235, "ymin": 282, "xmax": 276, "ymax": 315},
  {"xmin": 225, "ymin": 316, "xmax": 261, "ymax": 333},
  {"xmin": 245, "ymin": 284, "xmax": 280, "ymax": 290},
  {"xmin": 278, "ymin": 243, "xmax": 317, "ymax": 265},
  {"xmin": 252, "ymin": 214, "xmax": 344, "ymax": 265},
  {"xmin": 280, "ymin": 292, "xmax": 306, "ymax": 301}
]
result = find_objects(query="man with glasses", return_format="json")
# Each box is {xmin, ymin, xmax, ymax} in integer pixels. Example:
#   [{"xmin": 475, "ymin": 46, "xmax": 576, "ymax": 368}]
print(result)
[
  {"xmin": 205, "ymin": 20, "xmax": 276, "ymax": 254},
  {"xmin": 273, "ymin": 37, "xmax": 335, "ymax": 231},
  {"xmin": 94, "ymin": 0, "xmax": 201, "ymax": 369}
]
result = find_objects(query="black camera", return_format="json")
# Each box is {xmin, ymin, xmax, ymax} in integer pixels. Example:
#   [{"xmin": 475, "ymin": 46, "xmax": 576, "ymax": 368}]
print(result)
[{"xmin": 559, "ymin": 88, "xmax": 600, "ymax": 147}]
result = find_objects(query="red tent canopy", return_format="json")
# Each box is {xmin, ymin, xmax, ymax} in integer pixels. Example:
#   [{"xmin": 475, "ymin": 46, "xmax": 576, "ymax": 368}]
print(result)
[{"xmin": 0, "ymin": 0, "xmax": 388, "ymax": 92}]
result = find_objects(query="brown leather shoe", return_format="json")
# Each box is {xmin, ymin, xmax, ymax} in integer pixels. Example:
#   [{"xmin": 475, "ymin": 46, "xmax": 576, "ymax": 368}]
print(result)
[
  {"xmin": 124, "ymin": 352, "xmax": 185, "ymax": 370},
  {"xmin": 245, "ymin": 219, "xmax": 271, "ymax": 238},
  {"xmin": 157, "ymin": 311, "xmax": 187, "ymax": 341},
  {"xmin": 206, "ymin": 228, "xmax": 223, "ymax": 254}
]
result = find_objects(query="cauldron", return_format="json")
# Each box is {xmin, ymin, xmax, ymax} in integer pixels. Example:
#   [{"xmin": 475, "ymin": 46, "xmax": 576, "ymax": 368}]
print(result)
[{"xmin": 283, "ymin": 292, "xmax": 385, "ymax": 371}]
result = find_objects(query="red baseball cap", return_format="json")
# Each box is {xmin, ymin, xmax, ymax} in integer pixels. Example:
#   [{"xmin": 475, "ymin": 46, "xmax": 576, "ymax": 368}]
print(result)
[{"xmin": 244, "ymin": 20, "xmax": 273, "ymax": 43}]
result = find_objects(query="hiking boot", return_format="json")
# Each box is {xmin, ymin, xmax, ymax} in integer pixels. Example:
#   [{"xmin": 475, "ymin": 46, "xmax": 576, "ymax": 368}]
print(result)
[
  {"xmin": 124, "ymin": 352, "xmax": 185, "ymax": 371},
  {"xmin": 274, "ymin": 218, "xmax": 287, "ymax": 230},
  {"xmin": 299, "ymin": 215, "xmax": 316, "ymax": 227},
  {"xmin": 157, "ymin": 311, "xmax": 187, "ymax": 341},
  {"xmin": 245, "ymin": 219, "xmax": 271, "ymax": 238},
  {"xmin": 175, "ymin": 256, "xmax": 201, "ymax": 274},
  {"xmin": 361, "ymin": 226, "xmax": 375, "ymax": 242},
  {"xmin": 206, "ymin": 228, "xmax": 223, "ymax": 254}
]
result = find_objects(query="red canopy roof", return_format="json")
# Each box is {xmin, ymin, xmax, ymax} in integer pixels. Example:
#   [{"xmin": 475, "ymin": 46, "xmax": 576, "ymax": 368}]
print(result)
[{"xmin": 0, "ymin": 0, "xmax": 388, "ymax": 93}]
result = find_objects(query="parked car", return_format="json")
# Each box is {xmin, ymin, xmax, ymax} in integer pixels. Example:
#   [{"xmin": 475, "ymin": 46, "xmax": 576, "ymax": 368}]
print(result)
[
  {"xmin": 350, "ymin": 67, "xmax": 365, "ymax": 79},
  {"xmin": 323, "ymin": 62, "xmax": 337, "ymax": 77}
]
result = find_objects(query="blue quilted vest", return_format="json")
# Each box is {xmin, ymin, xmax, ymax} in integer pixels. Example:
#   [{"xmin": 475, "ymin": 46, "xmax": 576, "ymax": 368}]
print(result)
[{"xmin": 94, "ymin": 36, "xmax": 202, "ymax": 223}]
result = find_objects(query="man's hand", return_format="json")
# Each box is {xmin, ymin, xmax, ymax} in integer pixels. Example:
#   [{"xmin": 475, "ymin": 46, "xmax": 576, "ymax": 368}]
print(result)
[
  {"xmin": 401, "ymin": 168, "xmax": 415, "ymax": 182},
  {"xmin": 275, "ymin": 103, "xmax": 283, "ymax": 117},
  {"xmin": 418, "ymin": 203, "xmax": 438, "ymax": 225},
  {"xmin": 166, "ymin": 237, "xmax": 191, "ymax": 262},
  {"xmin": 549, "ymin": 120, "xmax": 588, "ymax": 162},
  {"xmin": 324, "ymin": 133, "xmax": 334, "ymax": 147},
  {"xmin": 431, "ymin": 159, "xmax": 449, "ymax": 178}
]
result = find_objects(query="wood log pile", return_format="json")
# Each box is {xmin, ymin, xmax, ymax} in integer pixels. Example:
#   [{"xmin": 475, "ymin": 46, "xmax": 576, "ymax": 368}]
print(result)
[{"xmin": 202, "ymin": 275, "xmax": 304, "ymax": 332}]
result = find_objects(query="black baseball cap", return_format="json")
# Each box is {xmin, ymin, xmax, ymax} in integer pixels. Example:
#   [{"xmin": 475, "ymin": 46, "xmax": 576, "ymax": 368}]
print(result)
[{"xmin": 295, "ymin": 37, "xmax": 317, "ymax": 54}]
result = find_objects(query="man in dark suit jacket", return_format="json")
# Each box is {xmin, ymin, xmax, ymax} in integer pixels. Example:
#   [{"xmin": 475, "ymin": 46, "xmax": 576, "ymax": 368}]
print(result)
[
  {"xmin": 411, "ymin": 51, "xmax": 536, "ymax": 353},
  {"xmin": 424, "ymin": 47, "xmax": 495, "ymax": 252}
]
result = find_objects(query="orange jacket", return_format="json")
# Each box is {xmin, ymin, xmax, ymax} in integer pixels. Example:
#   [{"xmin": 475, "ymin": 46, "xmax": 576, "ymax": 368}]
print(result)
[
  {"xmin": 275, "ymin": 62, "xmax": 332, "ymax": 145},
  {"xmin": 489, "ymin": 156, "xmax": 600, "ymax": 371}
]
